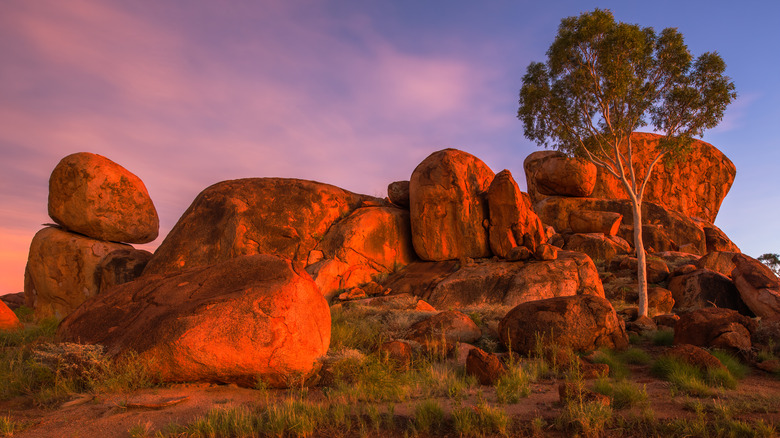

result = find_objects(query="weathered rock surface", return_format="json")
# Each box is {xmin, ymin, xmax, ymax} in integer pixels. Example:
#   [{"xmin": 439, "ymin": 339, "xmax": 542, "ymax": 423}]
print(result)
[
  {"xmin": 569, "ymin": 210, "xmax": 622, "ymax": 236},
  {"xmin": 523, "ymin": 152, "xmax": 597, "ymax": 202},
  {"xmin": 406, "ymin": 310, "xmax": 481, "ymax": 344},
  {"xmin": 695, "ymin": 251, "xmax": 740, "ymax": 278},
  {"xmin": 731, "ymin": 254, "xmax": 780, "ymax": 320},
  {"xmin": 486, "ymin": 170, "xmax": 545, "ymax": 258},
  {"xmin": 409, "ymin": 149, "xmax": 494, "ymax": 261},
  {"xmin": 499, "ymin": 295, "xmax": 628, "ymax": 354},
  {"xmin": 699, "ymin": 221, "xmax": 741, "ymax": 253},
  {"xmin": 534, "ymin": 197, "xmax": 706, "ymax": 255},
  {"xmin": 466, "ymin": 348, "xmax": 506, "ymax": 385},
  {"xmin": 58, "ymin": 255, "xmax": 331, "ymax": 388},
  {"xmin": 674, "ymin": 307, "xmax": 755, "ymax": 352},
  {"xmin": 668, "ymin": 269, "xmax": 751, "ymax": 314},
  {"xmin": 0, "ymin": 292, "xmax": 25, "ymax": 311},
  {"xmin": 25, "ymin": 227, "xmax": 132, "ymax": 320},
  {"xmin": 563, "ymin": 233, "xmax": 631, "ymax": 263},
  {"xmin": 143, "ymin": 178, "xmax": 373, "ymax": 275},
  {"xmin": 526, "ymin": 133, "xmax": 734, "ymax": 222},
  {"xmin": 305, "ymin": 206, "xmax": 417, "ymax": 297},
  {"xmin": 418, "ymin": 252, "xmax": 604, "ymax": 308},
  {"xmin": 648, "ymin": 287, "xmax": 675, "ymax": 314},
  {"xmin": 666, "ymin": 344, "xmax": 726, "ymax": 371},
  {"xmin": 95, "ymin": 248, "xmax": 153, "ymax": 293},
  {"xmin": 0, "ymin": 301, "xmax": 21, "ymax": 331},
  {"xmin": 335, "ymin": 293, "xmax": 436, "ymax": 312},
  {"xmin": 48, "ymin": 152, "xmax": 159, "ymax": 244},
  {"xmin": 387, "ymin": 181, "xmax": 410, "ymax": 208}
]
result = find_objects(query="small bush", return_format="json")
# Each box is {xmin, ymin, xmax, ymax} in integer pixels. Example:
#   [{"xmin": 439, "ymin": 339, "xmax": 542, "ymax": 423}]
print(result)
[
  {"xmin": 652, "ymin": 329, "xmax": 675, "ymax": 346},
  {"xmin": 711, "ymin": 350, "xmax": 749, "ymax": 380},
  {"xmin": 0, "ymin": 415, "xmax": 21, "ymax": 437},
  {"xmin": 329, "ymin": 307, "xmax": 386, "ymax": 353},
  {"xmin": 413, "ymin": 400, "xmax": 445, "ymax": 435},
  {"xmin": 495, "ymin": 364, "xmax": 530, "ymax": 404},
  {"xmin": 651, "ymin": 356, "xmax": 723, "ymax": 397},
  {"xmin": 593, "ymin": 378, "xmax": 648, "ymax": 410},
  {"xmin": 452, "ymin": 401, "xmax": 509, "ymax": 437},
  {"xmin": 556, "ymin": 399, "xmax": 613, "ymax": 437}
]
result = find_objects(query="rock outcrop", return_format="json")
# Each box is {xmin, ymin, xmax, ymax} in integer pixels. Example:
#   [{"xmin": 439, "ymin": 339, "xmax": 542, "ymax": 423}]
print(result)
[
  {"xmin": 24, "ymin": 227, "xmax": 134, "ymax": 320},
  {"xmin": 387, "ymin": 181, "xmax": 410, "ymax": 208},
  {"xmin": 731, "ymin": 254, "xmax": 780, "ymax": 320},
  {"xmin": 58, "ymin": 255, "xmax": 330, "ymax": 388},
  {"xmin": 673, "ymin": 307, "xmax": 755, "ymax": 352},
  {"xmin": 486, "ymin": 170, "xmax": 545, "ymax": 258},
  {"xmin": 526, "ymin": 133, "xmax": 735, "ymax": 223},
  {"xmin": 523, "ymin": 151, "xmax": 596, "ymax": 202},
  {"xmin": 409, "ymin": 149, "xmax": 494, "ymax": 261},
  {"xmin": 667, "ymin": 269, "xmax": 751, "ymax": 314},
  {"xmin": 305, "ymin": 206, "xmax": 417, "ymax": 297},
  {"xmin": 95, "ymin": 248, "xmax": 153, "ymax": 294},
  {"xmin": 406, "ymin": 310, "xmax": 482, "ymax": 345},
  {"xmin": 48, "ymin": 152, "xmax": 159, "ymax": 244},
  {"xmin": 498, "ymin": 295, "xmax": 628, "ymax": 354},
  {"xmin": 418, "ymin": 251, "xmax": 604, "ymax": 308},
  {"xmin": 143, "ymin": 178, "xmax": 373, "ymax": 275}
]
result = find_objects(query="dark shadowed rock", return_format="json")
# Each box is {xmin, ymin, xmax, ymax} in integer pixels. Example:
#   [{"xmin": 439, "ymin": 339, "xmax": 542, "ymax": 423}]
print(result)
[
  {"xmin": 666, "ymin": 344, "xmax": 726, "ymax": 371},
  {"xmin": 0, "ymin": 292, "xmax": 25, "ymax": 311},
  {"xmin": 731, "ymin": 253, "xmax": 780, "ymax": 320},
  {"xmin": 48, "ymin": 152, "xmax": 159, "ymax": 244},
  {"xmin": 466, "ymin": 348, "xmax": 506, "ymax": 385},
  {"xmin": 409, "ymin": 149, "xmax": 494, "ymax": 261},
  {"xmin": 387, "ymin": 181, "xmax": 410, "ymax": 208},
  {"xmin": 58, "ymin": 255, "xmax": 330, "ymax": 388},
  {"xmin": 696, "ymin": 251, "xmax": 740, "ymax": 278},
  {"xmin": 499, "ymin": 295, "xmax": 628, "ymax": 354},
  {"xmin": 95, "ymin": 248, "xmax": 153, "ymax": 293},
  {"xmin": 564, "ymin": 233, "xmax": 630, "ymax": 263},
  {"xmin": 668, "ymin": 269, "xmax": 751, "ymax": 314},
  {"xmin": 674, "ymin": 307, "xmax": 755, "ymax": 352}
]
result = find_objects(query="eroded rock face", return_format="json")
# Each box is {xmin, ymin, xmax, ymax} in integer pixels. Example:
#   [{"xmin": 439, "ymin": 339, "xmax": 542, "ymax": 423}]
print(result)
[
  {"xmin": 667, "ymin": 269, "xmax": 750, "ymax": 314},
  {"xmin": 673, "ymin": 307, "xmax": 755, "ymax": 352},
  {"xmin": 498, "ymin": 295, "xmax": 628, "ymax": 354},
  {"xmin": 563, "ymin": 233, "xmax": 631, "ymax": 263},
  {"xmin": 305, "ymin": 206, "xmax": 417, "ymax": 297},
  {"xmin": 535, "ymin": 197, "xmax": 706, "ymax": 255},
  {"xmin": 731, "ymin": 254, "xmax": 780, "ymax": 320},
  {"xmin": 143, "ymin": 178, "xmax": 373, "ymax": 275},
  {"xmin": 48, "ymin": 152, "xmax": 159, "ymax": 244},
  {"xmin": 532, "ymin": 155, "xmax": 597, "ymax": 198},
  {"xmin": 96, "ymin": 248, "xmax": 153, "ymax": 293},
  {"xmin": 409, "ymin": 149, "xmax": 494, "ymax": 261},
  {"xmin": 419, "ymin": 252, "xmax": 604, "ymax": 308},
  {"xmin": 0, "ymin": 301, "xmax": 21, "ymax": 331},
  {"xmin": 24, "ymin": 227, "xmax": 132, "ymax": 320},
  {"xmin": 58, "ymin": 255, "xmax": 330, "ymax": 388},
  {"xmin": 696, "ymin": 251, "xmax": 740, "ymax": 278},
  {"xmin": 486, "ymin": 170, "xmax": 545, "ymax": 258},
  {"xmin": 569, "ymin": 210, "xmax": 622, "ymax": 236}
]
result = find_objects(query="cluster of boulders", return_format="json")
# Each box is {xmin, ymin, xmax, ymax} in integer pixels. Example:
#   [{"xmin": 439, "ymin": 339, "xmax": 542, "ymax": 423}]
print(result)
[{"xmin": 5, "ymin": 132, "xmax": 780, "ymax": 387}]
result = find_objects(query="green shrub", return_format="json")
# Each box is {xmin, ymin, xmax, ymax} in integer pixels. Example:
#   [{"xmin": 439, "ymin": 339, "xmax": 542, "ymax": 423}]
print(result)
[
  {"xmin": 593, "ymin": 378, "xmax": 648, "ymax": 410},
  {"xmin": 413, "ymin": 400, "xmax": 445, "ymax": 435},
  {"xmin": 652, "ymin": 329, "xmax": 675, "ymax": 346},
  {"xmin": 495, "ymin": 363, "xmax": 530, "ymax": 404},
  {"xmin": 329, "ymin": 307, "xmax": 386, "ymax": 353},
  {"xmin": 452, "ymin": 401, "xmax": 509, "ymax": 437},
  {"xmin": 711, "ymin": 350, "xmax": 749, "ymax": 380}
]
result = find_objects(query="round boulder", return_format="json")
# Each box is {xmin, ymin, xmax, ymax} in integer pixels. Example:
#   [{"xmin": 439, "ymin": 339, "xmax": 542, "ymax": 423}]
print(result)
[
  {"xmin": 58, "ymin": 254, "xmax": 331, "ymax": 388},
  {"xmin": 498, "ymin": 295, "xmax": 628, "ymax": 354},
  {"xmin": 0, "ymin": 301, "xmax": 21, "ymax": 331},
  {"xmin": 409, "ymin": 149, "xmax": 494, "ymax": 261},
  {"xmin": 533, "ymin": 155, "xmax": 597, "ymax": 198},
  {"xmin": 48, "ymin": 152, "xmax": 159, "ymax": 244}
]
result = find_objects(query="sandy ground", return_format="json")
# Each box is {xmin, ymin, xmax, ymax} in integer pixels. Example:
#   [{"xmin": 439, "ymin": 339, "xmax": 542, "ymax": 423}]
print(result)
[{"xmin": 4, "ymin": 360, "xmax": 779, "ymax": 438}]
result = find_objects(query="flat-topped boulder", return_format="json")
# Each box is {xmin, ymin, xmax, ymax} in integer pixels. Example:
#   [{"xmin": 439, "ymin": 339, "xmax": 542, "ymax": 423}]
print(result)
[
  {"xmin": 58, "ymin": 255, "xmax": 330, "ymax": 388},
  {"xmin": 143, "ymin": 178, "xmax": 374, "ymax": 276},
  {"xmin": 48, "ymin": 152, "xmax": 159, "ymax": 244},
  {"xmin": 409, "ymin": 149, "xmax": 494, "ymax": 261}
]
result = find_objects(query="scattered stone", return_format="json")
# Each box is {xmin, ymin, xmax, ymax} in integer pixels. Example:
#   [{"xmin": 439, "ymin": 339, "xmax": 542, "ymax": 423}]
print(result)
[
  {"xmin": 409, "ymin": 148, "xmax": 494, "ymax": 261},
  {"xmin": 665, "ymin": 344, "xmax": 726, "ymax": 371},
  {"xmin": 756, "ymin": 359, "xmax": 780, "ymax": 374},
  {"xmin": 336, "ymin": 293, "xmax": 436, "ymax": 312},
  {"xmin": 671, "ymin": 264, "xmax": 698, "ymax": 277},
  {"xmin": 58, "ymin": 255, "xmax": 331, "ymax": 388},
  {"xmin": 407, "ymin": 310, "xmax": 482, "ymax": 345},
  {"xmin": 499, "ymin": 295, "xmax": 628, "ymax": 354},
  {"xmin": 648, "ymin": 287, "xmax": 675, "ymax": 314},
  {"xmin": 535, "ymin": 244, "xmax": 559, "ymax": 261},
  {"xmin": 466, "ymin": 347, "xmax": 506, "ymax": 385},
  {"xmin": 673, "ymin": 307, "xmax": 755, "ymax": 353},
  {"xmin": 48, "ymin": 152, "xmax": 159, "ymax": 244},
  {"xmin": 564, "ymin": 233, "xmax": 630, "ymax": 263},
  {"xmin": 626, "ymin": 315, "xmax": 657, "ymax": 335},
  {"xmin": 506, "ymin": 246, "xmax": 533, "ymax": 261}
]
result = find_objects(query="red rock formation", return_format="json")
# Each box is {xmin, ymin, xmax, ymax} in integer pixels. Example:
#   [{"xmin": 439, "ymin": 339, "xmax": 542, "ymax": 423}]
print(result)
[
  {"xmin": 499, "ymin": 295, "xmax": 628, "ymax": 354},
  {"xmin": 0, "ymin": 301, "xmax": 21, "ymax": 331},
  {"xmin": 387, "ymin": 181, "xmax": 410, "ymax": 208},
  {"xmin": 48, "ymin": 152, "xmax": 159, "ymax": 244},
  {"xmin": 563, "ymin": 233, "xmax": 631, "ymax": 262},
  {"xmin": 731, "ymin": 254, "xmax": 780, "ymax": 320},
  {"xmin": 466, "ymin": 348, "xmax": 506, "ymax": 385},
  {"xmin": 24, "ymin": 227, "xmax": 134, "ymax": 320},
  {"xmin": 673, "ymin": 307, "xmax": 755, "ymax": 352},
  {"xmin": 409, "ymin": 149, "xmax": 494, "ymax": 261},
  {"xmin": 58, "ymin": 255, "xmax": 331, "ymax": 388},
  {"xmin": 407, "ymin": 310, "xmax": 482, "ymax": 345},
  {"xmin": 569, "ymin": 210, "xmax": 622, "ymax": 236},
  {"xmin": 486, "ymin": 170, "xmax": 545, "ymax": 258},
  {"xmin": 666, "ymin": 344, "xmax": 726, "ymax": 371},
  {"xmin": 143, "ymin": 178, "xmax": 373, "ymax": 276},
  {"xmin": 667, "ymin": 269, "xmax": 751, "ymax": 314},
  {"xmin": 531, "ymin": 154, "xmax": 597, "ymax": 198}
]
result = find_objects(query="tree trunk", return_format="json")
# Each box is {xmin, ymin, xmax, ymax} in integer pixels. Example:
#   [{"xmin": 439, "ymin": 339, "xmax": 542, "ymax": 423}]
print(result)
[{"xmin": 631, "ymin": 200, "xmax": 649, "ymax": 317}]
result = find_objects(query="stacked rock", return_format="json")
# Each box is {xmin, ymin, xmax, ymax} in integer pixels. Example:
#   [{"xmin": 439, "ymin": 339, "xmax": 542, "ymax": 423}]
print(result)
[{"xmin": 24, "ymin": 153, "xmax": 158, "ymax": 320}]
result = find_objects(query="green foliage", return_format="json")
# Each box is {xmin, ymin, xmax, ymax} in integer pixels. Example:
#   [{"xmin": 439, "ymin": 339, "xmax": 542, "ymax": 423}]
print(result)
[
  {"xmin": 758, "ymin": 253, "xmax": 780, "ymax": 276},
  {"xmin": 710, "ymin": 350, "xmax": 749, "ymax": 380},
  {"xmin": 451, "ymin": 401, "xmax": 509, "ymax": 437},
  {"xmin": 651, "ymin": 328, "xmax": 675, "ymax": 346},
  {"xmin": 0, "ymin": 415, "xmax": 21, "ymax": 437},
  {"xmin": 593, "ymin": 378, "xmax": 648, "ymax": 409},
  {"xmin": 329, "ymin": 306, "xmax": 386, "ymax": 353},
  {"xmin": 495, "ymin": 362, "xmax": 531, "ymax": 404},
  {"xmin": 413, "ymin": 400, "xmax": 445, "ymax": 435},
  {"xmin": 651, "ymin": 355, "xmax": 741, "ymax": 397},
  {"xmin": 556, "ymin": 398, "xmax": 613, "ymax": 437}
]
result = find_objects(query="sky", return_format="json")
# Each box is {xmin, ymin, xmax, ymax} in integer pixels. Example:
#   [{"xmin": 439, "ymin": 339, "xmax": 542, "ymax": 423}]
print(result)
[{"xmin": 1, "ymin": 0, "xmax": 779, "ymax": 294}]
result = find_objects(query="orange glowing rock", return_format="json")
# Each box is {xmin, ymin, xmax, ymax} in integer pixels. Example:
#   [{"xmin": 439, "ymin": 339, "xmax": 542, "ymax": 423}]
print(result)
[
  {"xmin": 486, "ymin": 169, "xmax": 545, "ymax": 258},
  {"xmin": 48, "ymin": 152, "xmax": 159, "ymax": 244},
  {"xmin": 58, "ymin": 254, "xmax": 330, "ymax": 388},
  {"xmin": 0, "ymin": 301, "xmax": 21, "ymax": 331}
]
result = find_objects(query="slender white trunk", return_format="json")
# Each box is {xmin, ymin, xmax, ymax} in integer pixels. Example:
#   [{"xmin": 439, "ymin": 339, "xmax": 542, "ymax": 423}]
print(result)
[{"xmin": 632, "ymin": 200, "xmax": 649, "ymax": 317}]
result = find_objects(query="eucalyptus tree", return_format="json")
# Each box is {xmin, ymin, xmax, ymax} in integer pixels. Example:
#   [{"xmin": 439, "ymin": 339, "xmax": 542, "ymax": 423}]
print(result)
[{"xmin": 518, "ymin": 9, "xmax": 736, "ymax": 316}]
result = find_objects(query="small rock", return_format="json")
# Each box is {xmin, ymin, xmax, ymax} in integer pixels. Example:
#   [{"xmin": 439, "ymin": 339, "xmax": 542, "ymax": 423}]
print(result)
[{"xmin": 466, "ymin": 347, "xmax": 506, "ymax": 385}]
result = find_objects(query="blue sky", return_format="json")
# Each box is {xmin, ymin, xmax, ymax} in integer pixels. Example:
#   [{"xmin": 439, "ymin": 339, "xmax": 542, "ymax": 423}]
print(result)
[{"xmin": 1, "ymin": 0, "xmax": 778, "ymax": 293}]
